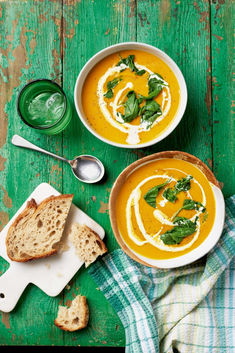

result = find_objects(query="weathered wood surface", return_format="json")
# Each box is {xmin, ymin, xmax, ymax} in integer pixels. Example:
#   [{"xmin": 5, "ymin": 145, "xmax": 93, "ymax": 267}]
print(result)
[{"xmin": 0, "ymin": 0, "xmax": 233, "ymax": 347}]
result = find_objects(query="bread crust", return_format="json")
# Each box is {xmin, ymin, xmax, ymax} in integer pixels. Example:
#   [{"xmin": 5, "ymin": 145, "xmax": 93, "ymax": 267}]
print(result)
[
  {"xmin": 6, "ymin": 194, "xmax": 73, "ymax": 262},
  {"xmin": 7, "ymin": 199, "xmax": 37, "ymax": 232},
  {"xmin": 54, "ymin": 295, "xmax": 89, "ymax": 332},
  {"xmin": 82, "ymin": 225, "xmax": 108, "ymax": 254}
]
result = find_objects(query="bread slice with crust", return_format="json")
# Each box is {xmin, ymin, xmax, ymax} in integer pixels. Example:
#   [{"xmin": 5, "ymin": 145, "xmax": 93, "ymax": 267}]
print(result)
[
  {"xmin": 54, "ymin": 295, "xmax": 89, "ymax": 331},
  {"xmin": 6, "ymin": 194, "xmax": 73, "ymax": 262},
  {"xmin": 70, "ymin": 223, "xmax": 107, "ymax": 267}
]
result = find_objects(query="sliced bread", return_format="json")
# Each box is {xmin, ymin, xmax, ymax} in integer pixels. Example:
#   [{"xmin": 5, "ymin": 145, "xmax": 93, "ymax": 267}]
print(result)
[
  {"xmin": 54, "ymin": 295, "xmax": 89, "ymax": 331},
  {"xmin": 70, "ymin": 223, "xmax": 107, "ymax": 267},
  {"xmin": 6, "ymin": 194, "xmax": 73, "ymax": 262}
]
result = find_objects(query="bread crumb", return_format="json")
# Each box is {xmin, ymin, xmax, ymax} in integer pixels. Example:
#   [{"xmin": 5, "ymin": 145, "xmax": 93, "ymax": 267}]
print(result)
[{"xmin": 54, "ymin": 295, "xmax": 89, "ymax": 332}]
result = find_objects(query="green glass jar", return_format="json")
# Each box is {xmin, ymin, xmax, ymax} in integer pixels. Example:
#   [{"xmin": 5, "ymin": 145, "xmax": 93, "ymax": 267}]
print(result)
[{"xmin": 17, "ymin": 79, "xmax": 72, "ymax": 135}]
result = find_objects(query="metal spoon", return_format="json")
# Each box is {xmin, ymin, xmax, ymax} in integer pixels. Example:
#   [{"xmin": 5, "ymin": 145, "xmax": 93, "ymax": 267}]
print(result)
[{"xmin": 11, "ymin": 135, "xmax": 105, "ymax": 184}]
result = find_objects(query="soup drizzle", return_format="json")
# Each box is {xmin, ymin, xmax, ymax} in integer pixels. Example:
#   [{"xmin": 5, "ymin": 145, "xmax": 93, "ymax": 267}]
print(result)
[
  {"xmin": 97, "ymin": 55, "xmax": 172, "ymax": 144},
  {"xmin": 126, "ymin": 170, "xmax": 207, "ymax": 252}
]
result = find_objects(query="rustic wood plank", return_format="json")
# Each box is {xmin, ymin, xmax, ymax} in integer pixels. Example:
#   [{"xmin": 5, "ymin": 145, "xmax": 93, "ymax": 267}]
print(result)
[
  {"xmin": 136, "ymin": 0, "xmax": 213, "ymax": 168},
  {"xmin": 0, "ymin": 0, "xmax": 233, "ymax": 348},
  {"xmin": 211, "ymin": 0, "xmax": 234, "ymax": 197},
  {"xmin": 0, "ymin": 0, "xmax": 64, "ymax": 345},
  {"xmin": 60, "ymin": 0, "xmax": 139, "ymax": 346}
]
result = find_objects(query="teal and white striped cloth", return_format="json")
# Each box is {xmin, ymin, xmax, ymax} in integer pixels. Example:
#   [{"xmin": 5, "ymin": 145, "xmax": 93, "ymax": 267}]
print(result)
[{"xmin": 89, "ymin": 195, "xmax": 235, "ymax": 353}]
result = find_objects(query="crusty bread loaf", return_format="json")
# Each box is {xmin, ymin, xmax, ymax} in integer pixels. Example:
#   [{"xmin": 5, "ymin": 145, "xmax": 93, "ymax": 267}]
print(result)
[
  {"xmin": 54, "ymin": 295, "xmax": 89, "ymax": 332},
  {"xmin": 70, "ymin": 224, "xmax": 107, "ymax": 267},
  {"xmin": 6, "ymin": 194, "xmax": 73, "ymax": 262}
]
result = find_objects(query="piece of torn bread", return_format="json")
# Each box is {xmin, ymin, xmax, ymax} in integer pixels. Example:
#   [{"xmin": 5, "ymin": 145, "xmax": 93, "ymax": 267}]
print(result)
[
  {"xmin": 70, "ymin": 223, "xmax": 107, "ymax": 267},
  {"xmin": 6, "ymin": 194, "xmax": 73, "ymax": 262},
  {"xmin": 54, "ymin": 295, "xmax": 89, "ymax": 332}
]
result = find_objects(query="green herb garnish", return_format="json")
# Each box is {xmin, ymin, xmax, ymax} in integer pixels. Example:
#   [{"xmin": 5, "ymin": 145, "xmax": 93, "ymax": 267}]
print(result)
[
  {"xmin": 163, "ymin": 187, "xmax": 177, "ymax": 203},
  {"xmin": 144, "ymin": 179, "xmax": 171, "ymax": 208},
  {"xmin": 172, "ymin": 199, "xmax": 206, "ymax": 220},
  {"xmin": 160, "ymin": 216, "xmax": 198, "ymax": 245},
  {"xmin": 104, "ymin": 90, "xmax": 114, "ymax": 99},
  {"xmin": 136, "ymin": 69, "xmax": 146, "ymax": 76},
  {"xmin": 137, "ymin": 75, "xmax": 165, "ymax": 128},
  {"xmin": 139, "ymin": 99, "xmax": 162, "ymax": 129},
  {"xmin": 163, "ymin": 175, "xmax": 193, "ymax": 203},
  {"xmin": 121, "ymin": 90, "xmax": 139, "ymax": 123},
  {"xmin": 117, "ymin": 55, "xmax": 146, "ymax": 76},
  {"xmin": 138, "ymin": 76, "xmax": 166, "ymax": 103},
  {"xmin": 104, "ymin": 77, "xmax": 122, "ymax": 99},
  {"xmin": 115, "ymin": 58, "xmax": 167, "ymax": 127},
  {"xmin": 202, "ymin": 211, "xmax": 208, "ymax": 223},
  {"xmin": 175, "ymin": 175, "xmax": 193, "ymax": 193}
]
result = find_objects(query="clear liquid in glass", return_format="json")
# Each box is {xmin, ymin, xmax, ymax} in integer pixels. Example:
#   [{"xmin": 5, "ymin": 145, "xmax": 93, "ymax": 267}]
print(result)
[{"xmin": 26, "ymin": 92, "xmax": 66, "ymax": 127}]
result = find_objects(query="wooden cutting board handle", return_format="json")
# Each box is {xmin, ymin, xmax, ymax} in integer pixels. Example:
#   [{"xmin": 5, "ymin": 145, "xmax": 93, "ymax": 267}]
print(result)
[{"xmin": 0, "ymin": 266, "xmax": 28, "ymax": 312}]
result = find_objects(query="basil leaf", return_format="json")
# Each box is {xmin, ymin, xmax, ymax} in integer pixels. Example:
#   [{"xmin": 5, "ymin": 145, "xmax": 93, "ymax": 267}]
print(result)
[
  {"xmin": 148, "ymin": 77, "xmax": 165, "ymax": 98},
  {"xmin": 139, "ymin": 75, "xmax": 166, "ymax": 101},
  {"xmin": 136, "ymin": 69, "xmax": 146, "ymax": 76},
  {"xmin": 175, "ymin": 175, "xmax": 193, "ymax": 192},
  {"xmin": 124, "ymin": 54, "xmax": 140, "ymax": 73},
  {"xmin": 117, "ymin": 55, "xmax": 146, "ymax": 76},
  {"xmin": 104, "ymin": 89, "xmax": 113, "ymax": 98},
  {"xmin": 163, "ymin": 175, "xmax": 193, "ymax": 203},
  {"xmin": 144, "ymin": 179, "xmax": 171, "ymax": 208},
  {"xmin": 172, "ymin": 199, "xmax": 206, "ymax": 219},
  {"xmin": 137, "ymin": 95, "xmax": 145, "ymax": 105},
  {"xmin": 117, "ymin": 54, "xmax": 133, "ymax": 68},
  {"xmin": 139, "ymin": 99, "xmax": 162, "ymax": 129},
  {"xmin": 163, "ymin": 188, "xmax": 178, "ymax": 203},
  {"xmin": 107, "ymin": 77, "xmax": 122, "ymax": 90},
  {"xmin": 160, "ymin": 217, "xmax": 198, "ymax": 245},
  {"xmin": 122, "ymin": 90, "xmax": 139, "ymax": 123},
  {"xmin": 104, "ymin": 77, "xmax": 122, "ymax": 99},
  {"xmin": 182, "ymin": 199, "xmax": 206, "ymax": 212}
]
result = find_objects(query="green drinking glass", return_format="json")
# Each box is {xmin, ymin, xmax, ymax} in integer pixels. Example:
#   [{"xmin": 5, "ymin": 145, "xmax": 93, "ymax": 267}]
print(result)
[{"xmin": 17, "ymin": 79, "xmax": 72, "ymax": 135}]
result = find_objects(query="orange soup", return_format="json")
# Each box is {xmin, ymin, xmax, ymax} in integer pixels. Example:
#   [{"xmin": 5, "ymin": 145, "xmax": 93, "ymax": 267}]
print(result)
[
  {"xmin": 116, "ymin": 158, "xmax": 216, "ymax": 260},
  {"xmin": 81, "ymin": 50, "xmax": 180, "ymax": 145}
]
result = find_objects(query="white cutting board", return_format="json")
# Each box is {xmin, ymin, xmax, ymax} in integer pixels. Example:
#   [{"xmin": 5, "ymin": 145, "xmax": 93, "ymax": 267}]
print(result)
[{"xmin": 0, "ymin": 183, "xmax": 105, "ymax": 312}]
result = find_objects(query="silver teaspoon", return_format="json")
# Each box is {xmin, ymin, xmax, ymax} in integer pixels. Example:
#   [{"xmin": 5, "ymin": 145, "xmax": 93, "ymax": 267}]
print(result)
[{"xmin": 11, "ymin": 135, "xmax": 105, "ymax": 184}]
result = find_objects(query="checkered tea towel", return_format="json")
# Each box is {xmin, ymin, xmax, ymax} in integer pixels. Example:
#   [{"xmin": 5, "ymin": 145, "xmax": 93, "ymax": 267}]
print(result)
[{"xmin": 89, "ymin": 195, "xmax": 235, "ymax": 353}]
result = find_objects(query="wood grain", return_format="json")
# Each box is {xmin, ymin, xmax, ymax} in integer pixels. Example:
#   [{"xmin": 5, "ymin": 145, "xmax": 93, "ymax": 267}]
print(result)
[
  {"xmin": 0, "ymin": 0, "xmax": 234, "ymax": 347},
  {"xmin": 136, "ymin": 0, "xmax": 213, "ymax": 164},
  {"xmin": 211, "ymin": 1, "xmax": 234, "ymax": 197},
  {"xmin": 0, "ymin": 0, "xmax": 64, "ymax": 345}
]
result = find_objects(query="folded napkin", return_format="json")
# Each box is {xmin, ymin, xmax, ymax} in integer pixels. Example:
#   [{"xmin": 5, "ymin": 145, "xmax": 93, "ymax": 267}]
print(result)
[{"xmin": 89, "ymin": 195, "xmax": 235, "ymax": 353}]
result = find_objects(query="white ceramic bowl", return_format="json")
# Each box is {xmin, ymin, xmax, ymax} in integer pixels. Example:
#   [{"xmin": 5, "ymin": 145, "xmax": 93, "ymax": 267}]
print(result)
[
  {"xmin": 109, "ymin": 151, "xmax": 225, "ymax": 268},
  {"xmin": 74, "ymin": 42, "xmax": 188, "ymax": 149}
]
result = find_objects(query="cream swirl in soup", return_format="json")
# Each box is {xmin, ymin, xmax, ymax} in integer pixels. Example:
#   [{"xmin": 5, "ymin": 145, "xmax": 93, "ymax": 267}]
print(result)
[
  {"xmin": 82, "ymin": 50, "xmax": 180, "ymax": 145},
  {"xmin": 116, "ymin": 158, "xmax": 216, "ymax": 260}
]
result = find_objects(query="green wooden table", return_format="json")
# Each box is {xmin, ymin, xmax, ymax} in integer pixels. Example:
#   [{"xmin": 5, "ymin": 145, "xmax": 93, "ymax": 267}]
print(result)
[{"xmin": 0, "ymin": 0, "xmax": 234, "ymax": 347}]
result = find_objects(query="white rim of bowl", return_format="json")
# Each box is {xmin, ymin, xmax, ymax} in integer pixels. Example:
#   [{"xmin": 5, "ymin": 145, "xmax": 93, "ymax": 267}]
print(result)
[{"xmin": 74, "ymin": 42, "xmax": 188, "ymax": 149}]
